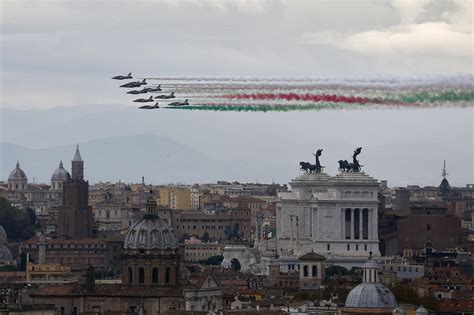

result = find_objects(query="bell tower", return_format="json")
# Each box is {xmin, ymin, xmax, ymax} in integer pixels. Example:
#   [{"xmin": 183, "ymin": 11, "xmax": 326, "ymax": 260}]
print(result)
[{"xmin": 71, "ymin": 145, "xmax": 84, "ymax": 180}]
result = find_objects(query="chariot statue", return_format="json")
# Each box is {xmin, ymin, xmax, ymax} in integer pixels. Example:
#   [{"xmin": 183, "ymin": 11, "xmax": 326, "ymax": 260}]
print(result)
[
  {"xmin": 300, "ymin": 148, "xmax": 325, "ymax": 173},
  {"xmin": 338, "ymin": 147, "xmax": 363, "ymax": 172}
]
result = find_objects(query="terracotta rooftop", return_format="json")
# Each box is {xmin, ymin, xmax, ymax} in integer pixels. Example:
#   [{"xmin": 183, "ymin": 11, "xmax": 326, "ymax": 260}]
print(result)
[
  {"xmin": 24, "ymin": 237, "xmax": 106, "ymax": 245},
  {"xmin": 30, "ymin": 284, "xmax": 183, "ymax": 298},
  {"xmin": 439, "ymin": 299, "xmax": 474, "ymax": 312},
  {"xmin": 299, "ymin": 251, "xmax": 326, "ymax": 261}
]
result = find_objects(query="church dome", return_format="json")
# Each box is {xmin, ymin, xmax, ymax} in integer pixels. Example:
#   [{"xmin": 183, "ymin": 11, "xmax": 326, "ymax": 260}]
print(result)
[
  {"xmin": 345, "ymin": 255, "xmax": 398, "ymax": 310},
  {"xmin": 345, "ymin": 282, "xmax": 398, "ymax": 309},
  {"xmin": 124, "ymin": 195, "xmax": 177, "ymax": 250},
  {"xmin": 8, "ymin": 161, "xmax": 27, "ymax": 182},
  {"xmin": 124, "ymin": 216, "xmax": 178, "ymax": 250},
  {"xmin": 362, "ymin": 259, "xmax": 379, "ymax": 269},
  {"xmin": 51, "ymin": 160, "xmax": 70, "ymax": 182}
]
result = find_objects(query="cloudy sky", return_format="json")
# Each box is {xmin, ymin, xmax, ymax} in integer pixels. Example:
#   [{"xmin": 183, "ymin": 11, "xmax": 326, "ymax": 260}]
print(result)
[
  {"xmin": 1, "ymin": 0, "xmax": 473, "ymax": 108},
  {"xmin": 1, "ymin": 0, "xmax": 473, "ymax": 186}
]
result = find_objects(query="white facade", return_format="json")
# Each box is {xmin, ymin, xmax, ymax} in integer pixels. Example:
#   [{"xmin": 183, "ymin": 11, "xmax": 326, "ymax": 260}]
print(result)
[{"xmin": 276, "ymin": 172, "xmax": 381, "ymax": 268}]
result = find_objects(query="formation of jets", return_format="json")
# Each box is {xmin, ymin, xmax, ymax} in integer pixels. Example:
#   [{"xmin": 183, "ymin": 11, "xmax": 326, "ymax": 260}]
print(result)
[{"xmin": 111, "ymin": 73, "xmax": 191, "ymax": 110}]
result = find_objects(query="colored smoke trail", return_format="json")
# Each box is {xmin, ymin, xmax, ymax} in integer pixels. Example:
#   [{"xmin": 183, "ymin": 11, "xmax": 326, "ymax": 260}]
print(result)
[
  {"xmin": 164, "ymin": 102, "xmax": 432, "ymax": 112},
  {"xmin": 216, "ymin": 90, "xmax": 474, "ymax": 104},
  {"xmin": 396, "ymin": 91, "xmax": 474, "ymax": 103},
  {"xmin": 124, "ymin": 75, "xmax": 473, "ymax": 112},
  {"xmin": 218, "ymin": 93, "xmax": 388, "ymax": 104}
]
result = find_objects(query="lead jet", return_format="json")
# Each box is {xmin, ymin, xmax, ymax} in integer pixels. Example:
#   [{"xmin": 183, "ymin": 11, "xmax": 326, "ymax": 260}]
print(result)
[
  {"xmin": 112, "ymin": 72, "xmax": 132, "ymax": 80},
  {"xmin": 120, "ymin": 79, "xmax": 147, "ymax": 88},
  {"xmin": 139, "ymin": 103, "xmax": 160, "ymax": 109},
  {"xmin": 154, "ymin": 92, "xmax": 175, "ymax": 99},
  {"xmin": 168, "ymin": 99, "xmax": 189, "ymax": 106},
  {"xmin": 133, "ymin": 96, "xmax": 154, "ymax": 103}
]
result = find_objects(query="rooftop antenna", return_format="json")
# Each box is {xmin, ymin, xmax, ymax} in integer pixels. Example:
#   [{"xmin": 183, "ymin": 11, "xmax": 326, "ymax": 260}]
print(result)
[{"xmin": 442, "ymin": 160, "xmax": 448, "ymax": 179}]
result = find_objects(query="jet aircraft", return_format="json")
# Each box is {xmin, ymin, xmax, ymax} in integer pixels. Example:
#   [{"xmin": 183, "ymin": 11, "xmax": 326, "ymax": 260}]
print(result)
[
  {"xmin": 112, "ymin": 72, "xmax": 132, "ymax": 80},
  {"xmin": 139, "ymin": 103, "xmax": 160, "ymax": 109},
  {"xmin": 168, "ymin": 99, "xmax": 189, "ymax": 106},
  {"xmin": 127, "ymin": 87, "xmax": 150, "ymax": 94},
  {"xmin": 133, "ymin": 96, "xmax": 154, "ymax": 103},
  {"xmin": 154, "ymin": 92, "xmax": 175, "ymax": 99},
  {"xmin": 147, "ymin": 85, "xmax": 162, "ymax": 92},
  {"xmin": 120, "ymin": 79, "xmax": 147, "ymax": 88}
]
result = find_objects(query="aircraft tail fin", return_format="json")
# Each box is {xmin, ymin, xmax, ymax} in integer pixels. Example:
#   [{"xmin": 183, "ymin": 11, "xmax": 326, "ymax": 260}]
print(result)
[{"xmin": 128, "ymin": 72, "xmax": 132, "ymax": 76}]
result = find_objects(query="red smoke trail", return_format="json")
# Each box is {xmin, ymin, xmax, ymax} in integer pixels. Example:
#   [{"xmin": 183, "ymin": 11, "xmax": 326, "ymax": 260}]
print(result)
[{"xmin": 218, "ymin": 93, "xmax": 393, "ymax": 104}]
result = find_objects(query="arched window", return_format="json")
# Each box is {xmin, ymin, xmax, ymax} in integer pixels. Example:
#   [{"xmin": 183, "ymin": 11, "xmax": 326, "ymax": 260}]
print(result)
[
  {"xmin": 139, "ymin": 267, "xmax": 145, "ymax": 284},
  {"xmin": 128, "ymin": 267, "xmax": 133, "ymax": 284},
  {"xmin": 312, "ymin": 265, "xmax": 318, "ymax": 277},
  {"xmin": 165, "ymin": 267, "xmax": 171, "ymax": 284},
  {"xmin": 303, "ymin": 265, "xmax": 309, "ymax": 277},
  {"xmin": 152, "ymin": 268, "xmax": 159, "ymax": 284}
]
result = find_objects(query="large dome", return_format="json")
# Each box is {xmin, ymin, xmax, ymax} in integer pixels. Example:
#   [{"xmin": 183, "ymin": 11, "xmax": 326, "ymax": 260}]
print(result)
[
  {"xmin": 124, "ymin": 215, "xmax": 178, "ymax": 250},
  {"xmin": 8, "ymin": 161, "xmax": 27, "ymax": 182},
  {"xmin": 51, "ymin": 160, "xmax": 70, "ymax": 182},
  {"xmin": 345, "ymin": 282, "xmax": 398, "ymax": 309}
]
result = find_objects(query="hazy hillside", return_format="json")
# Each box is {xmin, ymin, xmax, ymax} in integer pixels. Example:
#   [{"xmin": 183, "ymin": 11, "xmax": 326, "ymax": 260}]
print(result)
[
  {"xmin": 1, "ymin": 105, "xmax": 472, "ymax": 186},
  {"xmin": 1, "ymin": 134, "xmax": 245, "ymax": 184}
]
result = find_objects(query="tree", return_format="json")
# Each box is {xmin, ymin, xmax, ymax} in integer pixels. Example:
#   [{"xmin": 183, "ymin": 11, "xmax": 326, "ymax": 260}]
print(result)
[
  {"xmin": 0, "ymin": 265, "xmax": 18, "ymax": 272},
  {"xmin": 231, "ymin": 258, "xmax": 241, "ymax": 272},
  {"xmin": 325, "ymin": 266, "xmax": 349, "ymax": 277},
  {"xmin": 0, "ymin": 198, "xmax": 36, "ymax": 240},
  {"xmin": 199, "ymin": 255, "xmax": 224, "ymax": 266}
]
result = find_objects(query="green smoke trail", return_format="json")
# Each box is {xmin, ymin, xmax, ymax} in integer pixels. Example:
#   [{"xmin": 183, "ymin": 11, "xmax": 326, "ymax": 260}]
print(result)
[
  {"xmin": 166, "ymin": 102, "xmax": 368, "ymax": 112},
  {"xmin": 394, "ymin": 91, "xmax": 474, "ymax": 103}
]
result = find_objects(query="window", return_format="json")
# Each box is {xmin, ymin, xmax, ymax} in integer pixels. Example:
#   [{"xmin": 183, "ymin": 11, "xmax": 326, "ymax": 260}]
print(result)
[
  {"xmin": 347, "ymin": 244, "xmax": 350, "ymax": 251},
  {"xmin": 165, "ymin": 267, "xmax": 171, "ymax": 284},
  {"xmin": 152, "ymin": 268, "xmax": 159, "ymax": 284},
  {"xmin": 426, "ymin": 224, "xmax": 431, "ymax": 231},
  {"xmin": 312, "ymin": 265, "xmax": 318, "ymax": 277},
  {"xmin": 128, "ymin": 267, "xmax": 133, "ymax": 284},
  {"xmin": 139, "ymin": 267, "xmax": 145, "ymax": 284},
  {"xmin": 327, "ymin": 244, "xmax": 330, "ymax": 251},
  {"xmin": 356, "ymin": 244, "xmax": 359, "ymax": 251},
  {"xmin": 303, "ymin": 265, "xmax": 308, "ymax": 277},
  {"xmin": 364, "ymin": 244, "xmax": 368, "ymax": 251}
]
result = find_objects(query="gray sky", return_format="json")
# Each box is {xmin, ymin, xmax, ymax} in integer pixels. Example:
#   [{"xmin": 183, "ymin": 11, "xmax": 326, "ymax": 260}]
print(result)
[
  {"xmin": 1, "ymin": 0, "xmax": 473, "ymax": 186},
  {"xmin": 1, "ymin": 0, "xmax": 473, "ymax": 108}
]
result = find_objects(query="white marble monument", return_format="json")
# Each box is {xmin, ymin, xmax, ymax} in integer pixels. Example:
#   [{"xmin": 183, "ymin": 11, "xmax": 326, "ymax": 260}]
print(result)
[{"xmin": 276, "ymin": 171, "xmax": 381, "ymax": 268}]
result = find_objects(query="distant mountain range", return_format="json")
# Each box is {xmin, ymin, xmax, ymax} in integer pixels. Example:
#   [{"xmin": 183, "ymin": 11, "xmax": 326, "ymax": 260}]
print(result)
[
  {"xmin": 1, "ymin": 134, "xmax": 243, "ymax": 184},
  {"xmin": 1, "ymin": 105, "xmax": 472, "ymax": 186}
]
